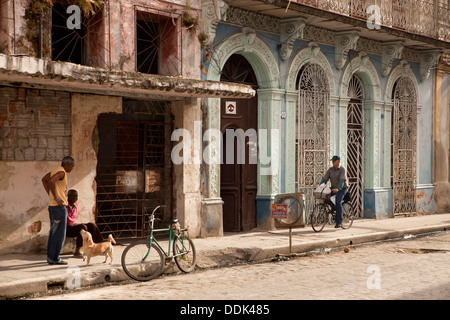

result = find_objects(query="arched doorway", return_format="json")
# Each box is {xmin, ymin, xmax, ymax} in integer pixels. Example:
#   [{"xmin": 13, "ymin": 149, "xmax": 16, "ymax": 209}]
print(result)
[
  {"xmin": 296, "ymin": 63, "xmax": 330, "ymax": 215},
  {"xmin": 347, "ymin": 74, "xmax": 365, "ymax": 218},
  {"xmin": 392, "ymin": 76, "xmax": 417, "ymax": 214},
  {"xmin": 220, "ymin": 54, "xmax": 258, "ymax": 232}
]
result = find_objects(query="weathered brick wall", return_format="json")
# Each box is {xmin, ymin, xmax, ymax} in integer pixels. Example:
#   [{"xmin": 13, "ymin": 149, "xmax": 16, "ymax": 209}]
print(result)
[{"xmin": 0, "ymin": 86, "xmax": 71, "ymax": 161}]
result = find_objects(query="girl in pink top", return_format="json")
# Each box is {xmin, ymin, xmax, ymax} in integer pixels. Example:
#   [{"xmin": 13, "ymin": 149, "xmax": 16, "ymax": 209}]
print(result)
[{"xmin": 65, "ymin": 189, "xmax": 103, "ymax": 258}]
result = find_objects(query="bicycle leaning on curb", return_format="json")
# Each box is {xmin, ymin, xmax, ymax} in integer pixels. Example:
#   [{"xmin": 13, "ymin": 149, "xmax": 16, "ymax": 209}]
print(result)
[
  {"xmin": 310, "ymin": 191, "xmax": 354, "ymax": 232},
  {"xmin": 121, "ymin": 205, "xmax": 196, "ymax": 281}
]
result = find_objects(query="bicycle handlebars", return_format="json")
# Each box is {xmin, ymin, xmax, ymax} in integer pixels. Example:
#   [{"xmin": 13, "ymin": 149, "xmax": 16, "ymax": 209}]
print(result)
[{"xmin": 149, "ymin": 205, "xmax": 166, "ymax": 230}]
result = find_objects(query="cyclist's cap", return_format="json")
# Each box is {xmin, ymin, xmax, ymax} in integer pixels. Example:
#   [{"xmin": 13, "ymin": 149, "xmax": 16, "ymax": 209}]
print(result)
[{"xmin": 331, "ymin": 155, "xmax": 341, "ymax": 161}]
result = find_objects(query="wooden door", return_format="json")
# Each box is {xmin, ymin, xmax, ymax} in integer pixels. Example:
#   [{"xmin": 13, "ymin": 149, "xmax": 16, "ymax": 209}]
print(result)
[{"xmin": 220, "ymin": 54, "xmax": 258, "ymax": 232}]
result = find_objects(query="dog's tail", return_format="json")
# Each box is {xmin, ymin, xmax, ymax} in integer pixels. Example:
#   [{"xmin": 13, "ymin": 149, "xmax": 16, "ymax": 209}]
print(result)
[{"xmin": 108, "ymin": 234, "xmax": 116, "ymax": 245}]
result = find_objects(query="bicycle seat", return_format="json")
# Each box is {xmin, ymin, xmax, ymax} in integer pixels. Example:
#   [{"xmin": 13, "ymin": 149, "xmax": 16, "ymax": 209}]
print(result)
[{"xmin": 171, "ymin": 219, "xmax": 179, "ymax": 224}]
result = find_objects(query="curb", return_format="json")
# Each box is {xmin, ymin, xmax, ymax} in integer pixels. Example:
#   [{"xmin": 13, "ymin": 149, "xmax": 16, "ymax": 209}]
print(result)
[
  {"xmin": 249, "ymin": 223, "xmax": 450, "ymax": 261},
  {"xmin": 2, "ymin": 223, "xmax": 449, "ymax": 299}
]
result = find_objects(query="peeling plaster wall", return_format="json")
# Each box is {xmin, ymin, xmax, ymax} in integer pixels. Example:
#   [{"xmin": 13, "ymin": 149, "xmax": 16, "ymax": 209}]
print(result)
[
  {"xmin": 110, "ymin": 0, "xmax": 202, "ymax": 76},
  {"xmin": 433, "ymin": 69, "xmax": 450, "ymax": 213},
  {"xmin": 171, "ymin": 98, "xmax": 202, "ymax": 237},
  {"xmin": 0, "ymin": 85, "xmax": 72, "ymax": 254},
  {"xmin": 0, "ymin": 161, "xmax": 58, "ymax": 254},
  {"xmin": 70, "ymin": 93, "xmax": 122, "ymax": 225},
  {"xmin": 0, "ymin": 93, "xmax": 121, "ymax": 254}
]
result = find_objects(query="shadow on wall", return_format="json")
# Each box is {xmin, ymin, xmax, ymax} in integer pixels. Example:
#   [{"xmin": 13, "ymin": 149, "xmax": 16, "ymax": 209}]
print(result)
[{"xmin": 432, "ymin": 181, "xmax": 450, "ymax": 213}]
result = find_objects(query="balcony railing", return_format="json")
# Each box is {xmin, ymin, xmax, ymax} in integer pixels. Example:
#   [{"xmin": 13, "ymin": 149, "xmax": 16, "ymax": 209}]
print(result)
[{"xmin": 294, "ymin": 0, "xmax": 449, "ymax": 42}]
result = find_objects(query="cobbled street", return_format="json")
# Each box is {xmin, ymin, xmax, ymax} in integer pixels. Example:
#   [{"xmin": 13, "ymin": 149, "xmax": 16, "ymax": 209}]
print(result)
[{"xmin": 30, "ymin": 231, "xmax": 450, "ymax": 301}]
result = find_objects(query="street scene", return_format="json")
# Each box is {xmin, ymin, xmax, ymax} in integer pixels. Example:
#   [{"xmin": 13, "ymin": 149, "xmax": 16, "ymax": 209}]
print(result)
[
  {"xmin": 0, "ymin": 0, "xmax": 449, "ymax": 302},
  {"xmin": 31, "ymin": 231, "xmax": 450, "ymax": 300}
]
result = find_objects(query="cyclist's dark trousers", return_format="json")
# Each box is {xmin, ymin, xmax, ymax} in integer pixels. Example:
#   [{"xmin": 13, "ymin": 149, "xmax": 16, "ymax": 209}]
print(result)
[{"xmin": 333, "ymin": 188, "xmax": 348, "ymax": 224}]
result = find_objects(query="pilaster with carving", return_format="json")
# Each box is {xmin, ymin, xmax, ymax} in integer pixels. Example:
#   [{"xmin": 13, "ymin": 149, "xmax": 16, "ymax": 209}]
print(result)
[
  {"xmin": 285, "ymin": 90, "xmax": 298, "ymax": 193},
  {"xmin": 338, "ymin": 97, "xmax": 350, "ymax": 168},
  {"xmin": 334, "ymin": 30, "xmax": 359, "ymax": 69},
  {"xmin": 329, "ymin": 95, "xmax": 339, "ymax": 157},
  {"xmin": 383, "ymin": 101, "xmax": 393, "ymax": 188},
  {"xmin": 279, "ymin": 18, "xmax": 306, "ymax": 60},
  {"xmin": 257, "ymin": 88, "xmax": 284, "ymax": 196},
  {"xmin": 363, "ymin": 100, "xmax": 383, "ymax": 189},
  {"xmin": 204, "ymin": 97, "xmax": 222, "ymax": 199},
  {"xmin": 381, "ymin": 41, "xmax": 404, "ymax": 76},
  {"xmin": 201, "ymin": 0, "xmax": 229, "ymax": 46},
  {"xmin": 419, "ymin": 49, "xmax": 442, "ymax": 81}
]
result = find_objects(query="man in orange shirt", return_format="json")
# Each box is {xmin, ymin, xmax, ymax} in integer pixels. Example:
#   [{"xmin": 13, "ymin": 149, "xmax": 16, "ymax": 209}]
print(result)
[{"xmin": 41, "ymin": 156, "xmax": 75, "ymax": 265}]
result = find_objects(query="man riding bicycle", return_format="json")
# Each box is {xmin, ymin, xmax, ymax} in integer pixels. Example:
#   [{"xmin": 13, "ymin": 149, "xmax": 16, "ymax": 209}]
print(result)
[{"xmin": 319, "ymin": 155, "xmax": 348, "ymax": 228}]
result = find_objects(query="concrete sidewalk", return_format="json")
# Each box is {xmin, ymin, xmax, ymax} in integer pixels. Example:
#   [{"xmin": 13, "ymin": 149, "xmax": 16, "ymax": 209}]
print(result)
[{"xmin": 1, "ymin": 213, "xmax": 450, "ymax": 299}]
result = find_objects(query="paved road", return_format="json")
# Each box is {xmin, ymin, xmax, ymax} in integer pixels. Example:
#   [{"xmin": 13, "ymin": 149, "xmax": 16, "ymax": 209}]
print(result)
[{"xmin": 31, "ymin": 231, "xmax": 450, "ymax": 300}]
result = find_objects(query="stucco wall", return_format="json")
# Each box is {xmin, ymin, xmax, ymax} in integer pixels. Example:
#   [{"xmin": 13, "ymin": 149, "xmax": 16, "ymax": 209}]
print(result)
[
  {"xmin": 70, "ymin": 93, "xmax": 122, "ymax": 224},
  {"xmin": 0, "ymin": 93, "xmax": 122, "ymax": 254},
  {"xmin": 0, "ymin": 161, "xmax": 59, "ymax": 253}
]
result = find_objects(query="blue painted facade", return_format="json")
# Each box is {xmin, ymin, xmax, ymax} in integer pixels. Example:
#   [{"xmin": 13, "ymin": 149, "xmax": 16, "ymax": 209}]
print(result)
[{"xmin": 202, "ymin": 20, "xmax": 438, "ymax": 230}]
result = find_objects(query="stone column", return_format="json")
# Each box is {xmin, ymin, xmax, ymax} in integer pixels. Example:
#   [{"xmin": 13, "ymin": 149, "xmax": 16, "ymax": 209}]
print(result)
[
  {"xmin": 329, "ymin": 95, "xmax": 339, "ymax": 157},
  {"xmin": 172, "ymin": 98, "xmax": 203, "ymax": 237},
  {"xmin": 363, "ymin": 100, "xmax": 383, "ymax": 189},
  {"xmin": 285, "ymin": 90, "xmax": 297, "ymax": 194},
  {"xmin": 363, "ymin": 100, "xmax": 386, "ymax": 218},
  {"xmin": 433, "ymin": 65, "xmax": 450, "ymax": 213},
  {"xmin": 338, "ymin": 97, "xmax": 350, "ymax": 168},
  {"xmin": 201, "ymin": 97, "xmax": 224, "ymax": 237},
  {"xmin": 256, "ymin": 88, "xmax": 284, "ymax": 230},
  {"xmin": 383, "ymin": 101, "xmax": 393, "ymax": 189}
]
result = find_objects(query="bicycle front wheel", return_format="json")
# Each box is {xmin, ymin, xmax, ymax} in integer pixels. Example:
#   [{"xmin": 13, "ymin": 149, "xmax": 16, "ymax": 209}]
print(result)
[
  {"xmin": 311, "ymin": 203, "xmax": 327, "ymax": 232},
  {"xmin": 121, "ymin": 240, "xmax": 164, "ymax": 281},
  {"xmin": 341, "ymin": 201, "xmax": 354, "ymax": 229},
  {"xmin": 173, "ymin": 233, "xmax": 196, "ymax": 273}
]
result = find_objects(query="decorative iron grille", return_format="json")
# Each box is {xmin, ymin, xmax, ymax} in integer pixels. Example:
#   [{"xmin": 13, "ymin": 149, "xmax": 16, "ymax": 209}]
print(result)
[
  {"xmin": 347, "ymin": 75, "xmax": 365, "ymax": 218},
  {"xmin": 135, "ymin": 7, "xmax": 182, "ymax": 76},
  {"xmin": 296, "ymin": 63, "xmax": 330, "ymax": 218},
  {"xmin": 392, "ymin": 76, "xmax": 417, "ymax": 215},
  {"xmin": 95, "ymin": 100, "xmax": 173, "ymax": 239},
  {"xmin": 50, "ymin": 1, "xmax": 111, "ymax": 68}
]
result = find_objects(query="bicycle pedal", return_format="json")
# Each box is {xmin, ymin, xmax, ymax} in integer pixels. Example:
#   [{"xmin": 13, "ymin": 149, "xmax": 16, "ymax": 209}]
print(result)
[{"xmin": 164, "ymin": 257, "xmax": 173, "ymax": 264}]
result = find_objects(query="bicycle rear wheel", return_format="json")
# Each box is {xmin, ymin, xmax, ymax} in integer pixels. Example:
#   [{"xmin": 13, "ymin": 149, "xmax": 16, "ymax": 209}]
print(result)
[
  {"xmin": 121, "ymin": 240, "xmax": 164, "ymax": 281},
  {"xmin": 311, "ymin": 203, "xmax": 327, "ymax": 232},
  {"xmin": 341, "ymin": 201, "xmax": 354, "ymax": 229},
  {"xmin": 173, "ymin": 233, "xmax": 196, "ymax": 273}
]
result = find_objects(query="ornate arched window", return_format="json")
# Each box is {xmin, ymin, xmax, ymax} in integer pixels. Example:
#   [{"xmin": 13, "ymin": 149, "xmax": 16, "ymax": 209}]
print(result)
[
  {"xmin": 392, "ymin": 76, "xmax": 417, "ymax": 214},
  {"xmin": 296, "ymin": 63, "xmax": 330, "ymax": 214},
  {"xmin": 347, "ymin": 74, "xmax": 365, "ymax": 218}
]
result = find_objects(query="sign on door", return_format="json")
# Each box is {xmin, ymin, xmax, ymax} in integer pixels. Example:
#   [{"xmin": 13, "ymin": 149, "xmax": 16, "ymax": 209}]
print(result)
[{"xmin": 225, "ymin": 101, "xmax": 237, "ymax": 114}]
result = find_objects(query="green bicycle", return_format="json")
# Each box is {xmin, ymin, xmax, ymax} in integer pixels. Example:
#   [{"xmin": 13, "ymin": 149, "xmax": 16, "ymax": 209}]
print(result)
[{"xmin": 121, "ymin": 205, "xmax": 196, "ymax": 281}]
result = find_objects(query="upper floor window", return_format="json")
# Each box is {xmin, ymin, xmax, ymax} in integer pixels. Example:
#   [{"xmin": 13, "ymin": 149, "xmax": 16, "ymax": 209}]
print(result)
[
  {"xmin": 136, "ymin": 10, "xmax": 181, "ymax": 76},
  {"xmin": 51, "ymin": 2, "xmax": 107, "ymax": 68}
]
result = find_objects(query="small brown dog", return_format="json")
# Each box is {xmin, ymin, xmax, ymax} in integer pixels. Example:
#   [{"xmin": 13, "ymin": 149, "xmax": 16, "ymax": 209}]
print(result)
[{"xmin": 80, "ymin": 229, "xmax": 115, "ymax": 266}]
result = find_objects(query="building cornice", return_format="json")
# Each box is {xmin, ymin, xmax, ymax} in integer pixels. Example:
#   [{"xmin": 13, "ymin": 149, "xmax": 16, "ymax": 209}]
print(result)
[
  {"xmin": 0, "ymin": 54, "xmax": 255, "ymax": 100},
  {"xmin": 206, "ymin": 4, "xmax": 424, "ymax": 63}
]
